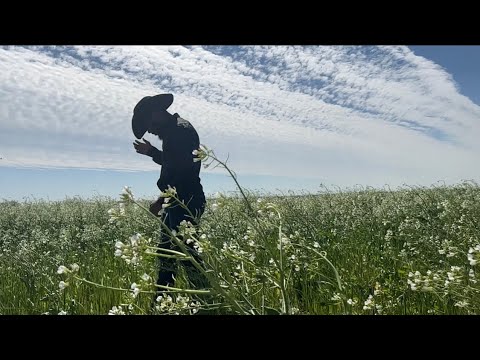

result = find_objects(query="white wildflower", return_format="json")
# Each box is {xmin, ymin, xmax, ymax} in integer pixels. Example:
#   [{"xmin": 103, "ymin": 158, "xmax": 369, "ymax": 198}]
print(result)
[
  {"xmin": 59, "ymin": 281, "xmax": 68, "ymax": 290},
  {"xmin": 331, "ymin": 293, "xmax": 342, "ymax": 301},
  {"xmin": 363, "ymin": 295, "xmax": 375, "ymax": 310},
  {"xmin": 454, "ymin": 301, "xmax": 469, "ymax": 308},
  {"xmin": 194, "ymin": 243, "xmax": 203, "ymax": 254},
  {"xmin": 57, "ymin": 265, "xmax": 68, "ymax": 274},
  {"xmin": 108, "ymin": 306, "xmax": 125, "ymax": 315},
  {"xmin": 131, "ymin": 283, "xmax": 140, "ymax": 298},
  {"xmin": 468, "ymin": 253, "xmax": 477, "ymax": 266},
  {"xmin": 70, "ymin": 263, "xmax": 79, "ymax": 272},
  {"xmin": 469, "ymin": 269, "xmax": 475, "ymax": 278},
  {"xmin": 130, "ymin": 233, "xmax": 141, "ymax": 246}
]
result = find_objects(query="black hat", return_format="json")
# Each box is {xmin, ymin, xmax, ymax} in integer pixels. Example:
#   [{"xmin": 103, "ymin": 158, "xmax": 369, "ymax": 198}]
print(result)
[{"xmin": 132, "ymin": 94, "xmax": 174, "ymax": 139}]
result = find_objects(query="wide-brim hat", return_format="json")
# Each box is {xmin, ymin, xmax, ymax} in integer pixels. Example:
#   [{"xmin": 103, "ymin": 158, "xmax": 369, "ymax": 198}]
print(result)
[{"xmin": 132, "ymin": 93, "xmax": 174, "ymax": 139}]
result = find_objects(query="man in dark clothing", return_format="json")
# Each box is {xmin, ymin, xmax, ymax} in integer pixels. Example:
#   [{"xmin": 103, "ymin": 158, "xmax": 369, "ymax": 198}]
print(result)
[{"xmin": 131, "ymin": 93, "xmax": 207, "ymax": 291}]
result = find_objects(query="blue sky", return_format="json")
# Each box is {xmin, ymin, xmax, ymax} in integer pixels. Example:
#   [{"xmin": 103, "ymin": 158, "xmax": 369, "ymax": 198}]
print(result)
[{"xmin": 1, "ymin": 46, "xmax": 479, "ymax": 201}]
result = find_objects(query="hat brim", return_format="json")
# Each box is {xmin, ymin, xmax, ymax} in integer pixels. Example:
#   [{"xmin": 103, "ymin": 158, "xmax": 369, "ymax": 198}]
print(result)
[
  {"xmin": 132, "ymin": 94, "xmax": 174, "ymax": 139},
  {"xmin": 132, "ymin": 110, "xmax": 149, "ymax": 139}
]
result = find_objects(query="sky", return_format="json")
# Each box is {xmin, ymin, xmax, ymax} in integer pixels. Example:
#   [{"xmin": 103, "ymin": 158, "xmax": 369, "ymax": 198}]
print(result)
[{"xmin": 0, "ymin": 45, "xmax": 479, "ymax": 201}]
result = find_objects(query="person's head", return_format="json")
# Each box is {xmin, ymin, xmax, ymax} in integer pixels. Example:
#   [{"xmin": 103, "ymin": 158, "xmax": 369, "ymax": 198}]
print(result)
[
  {"xmin": 146, "ymin": 110, "xmax": 175, "ymax": 139},
  {"xmin": 132, "ymin": 94, "xmax": 174, "ymax": 139}
]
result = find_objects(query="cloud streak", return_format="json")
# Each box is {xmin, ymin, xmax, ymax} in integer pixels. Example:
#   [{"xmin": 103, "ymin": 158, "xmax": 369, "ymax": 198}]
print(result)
[{"xmin": 0, "ymin": 45, "xmax": 479, "ymax": 189}]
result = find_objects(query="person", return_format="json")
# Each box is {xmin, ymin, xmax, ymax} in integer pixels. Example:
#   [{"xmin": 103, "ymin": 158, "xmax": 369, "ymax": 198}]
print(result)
[{"xmin": 131, "ymin": 93, "xmax": 207, "ymax": 292}]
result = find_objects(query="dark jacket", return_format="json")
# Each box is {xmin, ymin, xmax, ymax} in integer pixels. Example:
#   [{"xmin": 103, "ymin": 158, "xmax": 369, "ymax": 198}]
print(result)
[{"xmin": 147, "ymin": 113, "xmax": 205, "ymax": 207}]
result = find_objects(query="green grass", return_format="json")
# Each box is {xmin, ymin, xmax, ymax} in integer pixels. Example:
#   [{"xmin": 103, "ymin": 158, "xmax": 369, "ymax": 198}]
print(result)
[{"xmin": 1, "ymin": 180, "xmax": 479, "ymax": 315}]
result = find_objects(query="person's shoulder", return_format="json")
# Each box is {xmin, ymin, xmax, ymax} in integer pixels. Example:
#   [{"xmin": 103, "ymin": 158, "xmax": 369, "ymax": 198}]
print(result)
[
  {"xmin": 176, "ymin": 115, "xmax": 191, "ymax": 126},
  {"xmin": 176, "ymin": 116, "xmax": 198, "ymax": 133},
  {"xmin": 173, "ymin": 115, "xmax": 199, "ymax": 143},
  {"xmin": 177, "ymin": 117, "xmax": 191, "ymax": 128}
]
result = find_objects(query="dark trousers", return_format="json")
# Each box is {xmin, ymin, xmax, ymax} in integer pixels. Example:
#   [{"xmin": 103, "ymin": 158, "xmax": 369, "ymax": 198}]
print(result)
[{"xmin": 156, "ymin": 198, "xmax": 207, "ymax": 292}]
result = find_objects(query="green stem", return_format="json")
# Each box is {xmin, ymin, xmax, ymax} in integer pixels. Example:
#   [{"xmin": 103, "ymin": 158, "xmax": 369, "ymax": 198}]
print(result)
[
  {"xmin": 155, "ymin": 284, "xmax": 211, "ymax": 294},
  {"xmin": 297, "ymin": 244, "xmax": 343, "ymax": 291},
  {"xmin": 274, "ymin": 207, "xmax": 289, "ymax": 315},
  {"xmin": 72, "ymin": 275, "xmax": 151, "ymax": 294}
]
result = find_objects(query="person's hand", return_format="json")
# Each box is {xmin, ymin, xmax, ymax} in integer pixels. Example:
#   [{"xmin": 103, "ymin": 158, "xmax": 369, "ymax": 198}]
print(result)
[
  {"xmin": 133, "ymin": 138, "xmax": 153, "ymax": 155},
  {"xmin": 149, "ymin": 199, "xmax": 163, "ymax": 217}
]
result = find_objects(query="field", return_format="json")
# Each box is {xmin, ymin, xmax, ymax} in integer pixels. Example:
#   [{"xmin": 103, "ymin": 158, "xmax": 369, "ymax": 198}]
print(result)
[{"xmin": 1, "ymin": 178, "xmax": 479, "ymax": 315}]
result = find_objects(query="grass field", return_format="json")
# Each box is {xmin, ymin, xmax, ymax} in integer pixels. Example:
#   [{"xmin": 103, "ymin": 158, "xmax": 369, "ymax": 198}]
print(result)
[{"xmin": 1, "ymin": 177, "xmax": 479, "ymax": 315}]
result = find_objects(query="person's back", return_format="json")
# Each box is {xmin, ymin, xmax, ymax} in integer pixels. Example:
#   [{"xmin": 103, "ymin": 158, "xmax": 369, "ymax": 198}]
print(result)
[{"xmin": 156, "ymin": 114, "xmax": 205, "ymax": 208}]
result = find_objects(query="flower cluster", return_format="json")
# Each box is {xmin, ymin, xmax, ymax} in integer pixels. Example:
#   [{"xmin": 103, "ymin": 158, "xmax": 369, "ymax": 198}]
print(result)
[
  {"xmin": 154, "ymin": 293, "xmax": 201, "ymax": 315},
  {"xmin": 57, "ymin": 263, "xmax": 80, "ymax": 291},
  {"xmin": 407, "ymin": 270, "xmax": 441, "ymax": 292},
  {"xmin": 107, "ymin": 202, "xmax": 126, "ymax": 224},
  {"xmin": 114, "ymin": 233, "xmax": 151, "ymax": 266},
  {"xmin": 467, "ymin": 245, "xmax": 480, "ymax": 266}
]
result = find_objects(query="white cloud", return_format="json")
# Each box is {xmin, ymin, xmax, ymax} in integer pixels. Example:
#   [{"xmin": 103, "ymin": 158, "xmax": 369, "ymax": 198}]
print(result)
[{"xmin": 0, "ymin": 45, "xmax": 479, "ymax": 190}]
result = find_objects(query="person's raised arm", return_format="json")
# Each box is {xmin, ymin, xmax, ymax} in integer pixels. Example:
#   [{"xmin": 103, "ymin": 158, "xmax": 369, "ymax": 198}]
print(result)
[{"xmin": 133, "ymin": 138, "xmax": 163, "ymax": 165}]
